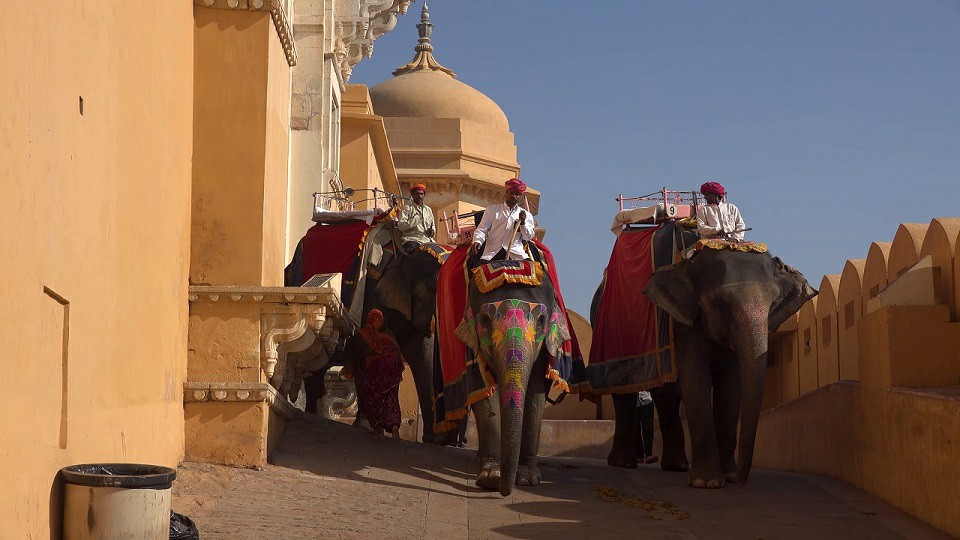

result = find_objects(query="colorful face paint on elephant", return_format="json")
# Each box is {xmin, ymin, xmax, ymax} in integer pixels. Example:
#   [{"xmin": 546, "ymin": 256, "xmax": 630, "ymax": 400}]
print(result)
[{"xmin": 476, "ymin": 300, "xmax": 547, "ymax": 411}]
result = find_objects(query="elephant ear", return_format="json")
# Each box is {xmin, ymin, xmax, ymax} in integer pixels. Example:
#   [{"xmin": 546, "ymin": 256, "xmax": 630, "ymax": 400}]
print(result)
[
  {"xmin": 542, "ymin": 304, "xmax": 571, "ymax": 360},
  {"xmin": 643, "ymin": 262, "xmax": 699, "ymax": 327},
  {"xmin": 374, "ymin": 260, "xmax": 412, "ymax": 320},
  {"xmin": 768, "ymin": 256, "xmax": 818, "ymax": 332}
]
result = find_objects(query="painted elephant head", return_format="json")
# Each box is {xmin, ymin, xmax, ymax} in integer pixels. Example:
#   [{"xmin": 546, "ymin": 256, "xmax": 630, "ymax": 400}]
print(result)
[
  {"xmin": 644, "ymin": 249, "xmax": 816, "ymax": 484},
  {"xmin": 459, "ymin": 278, "xmax": 569, "ymax": 496}
]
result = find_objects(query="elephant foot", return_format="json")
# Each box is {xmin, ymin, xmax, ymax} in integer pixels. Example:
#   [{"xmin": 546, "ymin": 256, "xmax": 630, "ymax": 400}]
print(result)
[
  {"xmin": 515, "ymin": 464, "xmax": 541, "ymax": 487},
  {"xmin": 475, "ymin": 461, "xmax": 501, "ymax": 490},
  {"xmin": 607, "ymin": 446, "xmax": 638, "ymax": 469},
  {"xmin": 686, "ymin": 469, "xmax": 725, "ymax": 489}
]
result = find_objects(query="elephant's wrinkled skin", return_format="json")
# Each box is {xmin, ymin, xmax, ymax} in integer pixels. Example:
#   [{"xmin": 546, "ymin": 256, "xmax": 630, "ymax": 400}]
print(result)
[
  {"xmin": 305, "ymin": 248, "xmax": 455, "ymax": 445},
  {"xmin": 367, "ymin": 248, "xmax": 456, "ymax": 445},
  {"xmin": 644, "ymin": 249, "xmax": 816, "ymax": 487},
  {"xmin": 458, "ymin": 275, "xmax": 569, "ymax": 496},
  {"xmin": 589, "ymin": 284, "xmax": 689, "ymax": 472}
]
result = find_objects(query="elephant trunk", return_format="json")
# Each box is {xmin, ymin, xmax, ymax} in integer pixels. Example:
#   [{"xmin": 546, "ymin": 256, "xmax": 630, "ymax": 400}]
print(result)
[
  {"xmin": 497, "ymin": 364, "xmax": 529, "ymax": 497},
  {"xmin": 735, "ymin": 331, "xmax": 769, "ymax": 485}
]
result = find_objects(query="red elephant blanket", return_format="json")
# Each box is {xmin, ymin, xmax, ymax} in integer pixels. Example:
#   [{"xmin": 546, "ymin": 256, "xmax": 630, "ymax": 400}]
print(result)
[{"xmin": 586, "ymin": 223, "xmax": 680, "ymax": 394}]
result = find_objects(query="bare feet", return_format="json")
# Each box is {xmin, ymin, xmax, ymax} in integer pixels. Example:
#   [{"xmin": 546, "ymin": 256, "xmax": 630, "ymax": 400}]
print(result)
[
  {"xmin": 391, "ymin": 427, "xmax": 400, "ymax": 440},
  {"xmin": 643, "ymin": 455, "xmax": 659, "ymax": 465}
]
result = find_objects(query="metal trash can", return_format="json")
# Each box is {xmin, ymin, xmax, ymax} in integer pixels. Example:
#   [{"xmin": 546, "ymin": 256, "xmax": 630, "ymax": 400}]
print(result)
[{"xmin": 61, "ymin": 463, "xmax": 177, "ymax": 540}]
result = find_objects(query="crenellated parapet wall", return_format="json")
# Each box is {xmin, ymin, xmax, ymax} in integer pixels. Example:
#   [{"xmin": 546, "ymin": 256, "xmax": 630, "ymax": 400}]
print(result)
[
  {"xmin": 185, "ymin": 283, "xmax": 350, "ymax": 467},
  {"xmin": 757, "ymin": 216, "xmax": 960, "ymax": 537}
]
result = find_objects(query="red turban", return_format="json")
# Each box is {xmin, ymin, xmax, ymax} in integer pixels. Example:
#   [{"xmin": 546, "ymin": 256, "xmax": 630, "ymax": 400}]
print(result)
[
  {"xmin": 504, "ymin": 178, "xmax": 527, "ymax": 194},
  {"xmin": 700, "ymin": 182, "xmax": 726, "ymax": 196},
  {"xmin": 411, "ymin": 183, "xmax": 427, "ymax": 193}
]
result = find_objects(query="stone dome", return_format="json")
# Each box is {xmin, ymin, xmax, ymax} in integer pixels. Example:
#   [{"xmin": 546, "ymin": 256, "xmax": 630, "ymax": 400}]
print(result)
[
  {"xmin": 370, "ymin": 71, "xmax": 510, "ymax": 131},
  {"xmin": 368, "ymin": 1, "xmax": 509, "ymax": 132}
]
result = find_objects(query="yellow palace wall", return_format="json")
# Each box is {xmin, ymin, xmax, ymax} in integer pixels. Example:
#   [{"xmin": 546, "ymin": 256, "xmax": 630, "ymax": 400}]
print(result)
[
  {"xmin": 0, "ymin": 3, "xmax": 194, "ymax": 538},
  {"xmin": 756, "ymin": 217, "xmax": 960, "ymax": 537}
]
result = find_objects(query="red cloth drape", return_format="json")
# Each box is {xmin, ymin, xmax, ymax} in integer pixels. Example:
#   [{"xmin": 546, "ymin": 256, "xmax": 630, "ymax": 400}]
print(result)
[
  {"xmin": 299, "ymin": 221, "xmax": 369, "ymax": 283},
  {"xmin": 436, "ymin": 245, "xmax": 470, "ymax": 386},
  {"xmin": 589, "ymin": 227, "xmax": 659, "ymax": 365}
]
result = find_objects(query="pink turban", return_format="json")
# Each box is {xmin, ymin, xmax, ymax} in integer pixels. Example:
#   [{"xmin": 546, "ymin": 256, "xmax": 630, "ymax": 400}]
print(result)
[
  {"xmin": 700, "ymin": 182, "xmax": 726, "ymax": 196},
  {"xmin": 505, "ymin": 178, "xmax": 527, "ymax": 194}
]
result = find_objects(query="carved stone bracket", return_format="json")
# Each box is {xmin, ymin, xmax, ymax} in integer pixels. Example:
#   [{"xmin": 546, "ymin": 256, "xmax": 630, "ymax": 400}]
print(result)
[
  {"xmin": 189, "ymin": 285, "xmax": 348, "ymax": 394},
  {"xmin": 330, "ymin": 0, "xmax": 412, "ymax": 81},
  {"xmin": 195, "ymin": 0, "xmax": 297, "ymax": 66}
]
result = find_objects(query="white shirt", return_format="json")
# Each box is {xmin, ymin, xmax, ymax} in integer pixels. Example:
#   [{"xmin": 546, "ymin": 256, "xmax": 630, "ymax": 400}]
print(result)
[
  {"xmin": 473, "ymin": 203, "xmax": 535, "ymax": 261},
  {"xmin": 697, "ymin": 202, "xmax": 746, "ymax": 241},
  {"xmin": 397, "ymin": 202, "xmax": 435, "ymax": 244}
]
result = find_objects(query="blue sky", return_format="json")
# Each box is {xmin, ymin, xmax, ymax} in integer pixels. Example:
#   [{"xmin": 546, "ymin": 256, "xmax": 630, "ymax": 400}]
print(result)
[{"xmin": 351, "ymin": 0, "xmax": 960, "ymax": 314}]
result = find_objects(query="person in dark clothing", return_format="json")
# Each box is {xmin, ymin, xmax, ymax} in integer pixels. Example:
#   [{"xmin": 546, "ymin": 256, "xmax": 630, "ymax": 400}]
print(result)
[{"xmin": 636, "ymin": 391, "xmax": 659, "ymax": 464}]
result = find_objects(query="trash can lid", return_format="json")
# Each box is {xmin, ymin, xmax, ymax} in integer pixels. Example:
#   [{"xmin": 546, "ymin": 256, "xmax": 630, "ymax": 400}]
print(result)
[{"xmin": 61, "ymin": 464, "xmax": 177, "ymax": 489}]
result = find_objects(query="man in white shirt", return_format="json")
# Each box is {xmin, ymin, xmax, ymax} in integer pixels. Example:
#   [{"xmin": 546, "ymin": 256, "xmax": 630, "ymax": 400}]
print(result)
[
  {"xmin": 471, "ymin": 178, "xmax": 536, "ymax": 261},
  {"xmin": 697, "ymin": 181, "xmax": 746, "ymax": 242},
  {"xmin": 397, "ymin": 183, "xmax": 436, "ymax": 250}
]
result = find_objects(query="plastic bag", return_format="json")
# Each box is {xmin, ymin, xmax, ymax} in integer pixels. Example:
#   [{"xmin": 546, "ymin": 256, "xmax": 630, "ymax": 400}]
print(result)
[{"xmin": 170, "ymin": 511, "xmax": 199, "ymax": 540}]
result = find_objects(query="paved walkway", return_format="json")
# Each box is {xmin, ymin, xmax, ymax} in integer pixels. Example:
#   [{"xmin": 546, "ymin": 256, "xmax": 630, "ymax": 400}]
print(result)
[{"xmin": 172, "ymin": 414, "xmax": 948, "ymax": 539}]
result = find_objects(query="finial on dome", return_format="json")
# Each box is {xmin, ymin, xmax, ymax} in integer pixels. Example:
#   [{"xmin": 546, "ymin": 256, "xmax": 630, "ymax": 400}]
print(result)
[{"xmin": 392, "ymin": 0, "xmax": 456, "ymax": 78}]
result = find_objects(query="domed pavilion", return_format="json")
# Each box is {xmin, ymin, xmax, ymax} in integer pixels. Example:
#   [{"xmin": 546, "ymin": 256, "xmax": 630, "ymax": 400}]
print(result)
[{"xmin": 370, "ymin": 2, "xmax": 539, "ymax": 243}]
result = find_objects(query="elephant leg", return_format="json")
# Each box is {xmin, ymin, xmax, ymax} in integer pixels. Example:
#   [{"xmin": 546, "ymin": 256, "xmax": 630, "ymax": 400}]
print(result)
[
  {"xmin": 302, "ymin": 368, "xmax": 328, "ymax": 415},
  {"xmin": 472, "ymin": 396, "xmax": 501, "ymax": 490},
  {"xmin": 608, "ymin": 394, "xmax": 640, "ymax": 468},
  {"xmin": 402, "ymin": 336, "xmax": 448, "ymax": 445},
  {"xmin": 516, "ymin": 362, "xmax": 547, "ymax": 487},
  {"xmin": 652, "ymin": 384, "xmax": 689, "ymax": 472},
  {"xmin": 676, "ymin": 327, "xmax": 724, "ymax": 488},
  {"xmin": 713, "ymin": 355, "xmax": 741, "ymax": 483}
]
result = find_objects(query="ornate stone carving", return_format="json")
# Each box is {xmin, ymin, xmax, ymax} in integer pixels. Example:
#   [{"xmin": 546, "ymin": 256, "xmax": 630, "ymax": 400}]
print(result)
[
  {"xmin": 184, "ymin": 382, "xmax": 297, "ymax": 420},
  {"xmin": 328, "ymin": 0, "xmax": 412, "ymax": 81},
  {"xmin": 189, "ymin": 285, "xmax": 348, "ymax": 389},
  {"xmin": 194, "ymin": 0, "xmax": 297, "ymax": 66}
]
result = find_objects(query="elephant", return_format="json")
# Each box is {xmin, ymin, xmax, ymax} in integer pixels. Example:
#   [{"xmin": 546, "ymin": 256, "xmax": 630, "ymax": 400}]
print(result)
[
  {"xmin": 454, "ymin": 272, "xmax": 572, "ymax": 497},
  {"xmin": 642, "ymin": 248, "xmax": 816, "ymax": 487},
  {"xmin": 352, "ymin": 244, "xmax": 457, "ymax": 445},
  {"xmin": 292, "ymin": 220, "xmax": 455, "ymax": 443},
  {"xmin": 589, "ymin": 283, "xmax": 689, "ymax": 472}
]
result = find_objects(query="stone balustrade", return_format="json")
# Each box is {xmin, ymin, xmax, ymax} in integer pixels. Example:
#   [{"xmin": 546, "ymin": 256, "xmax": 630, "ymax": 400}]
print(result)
[{"xmin": 186, "ymin": 281, "xmax": 351, "ymax": 467}]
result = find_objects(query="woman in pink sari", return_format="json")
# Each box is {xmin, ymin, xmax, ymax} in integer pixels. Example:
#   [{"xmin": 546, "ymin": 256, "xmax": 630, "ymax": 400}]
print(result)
[{"xmin": 354, "ymin": 309, "xmax": 405, "ymax": 439}]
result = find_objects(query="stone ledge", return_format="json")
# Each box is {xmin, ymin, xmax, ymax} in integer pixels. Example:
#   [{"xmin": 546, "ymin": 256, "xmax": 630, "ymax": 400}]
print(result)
[
  {"xmin": 185, "ymin": 381, "xmax": 297, "ymax": 421},
  {"xmin": 195, "ymin": 0, "xmax": 297, "ymax": 66},
  {"xmin": 188, "ymin": 285, "xmax": 341, "ymax": 307}
]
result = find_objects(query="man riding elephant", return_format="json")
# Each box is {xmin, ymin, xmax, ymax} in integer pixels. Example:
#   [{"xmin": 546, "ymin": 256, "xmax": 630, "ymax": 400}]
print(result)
[
  {"xmin": 590, "ymin": 189, "xmax": 815, "ymax": 487},
  {"xmin": 286, "ymin": 203, "xmax": 455, "ymax": 445},
  {"xmin": 433, "ymin": 178, "xmax": 587, "ymax": 496},
  {"xmin": 396, "ymin": 183, "xmax": 436, "ymax": 251}
]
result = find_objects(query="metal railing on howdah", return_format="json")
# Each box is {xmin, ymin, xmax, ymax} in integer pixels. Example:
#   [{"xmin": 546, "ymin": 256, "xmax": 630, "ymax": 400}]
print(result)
[
  {"xmin": 616, "ymin": 187, "xmax": 703, "ymax": 220},
  {"xmin": 313, "ymin": 187, "xmax": 402, "ymax": 213}
]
